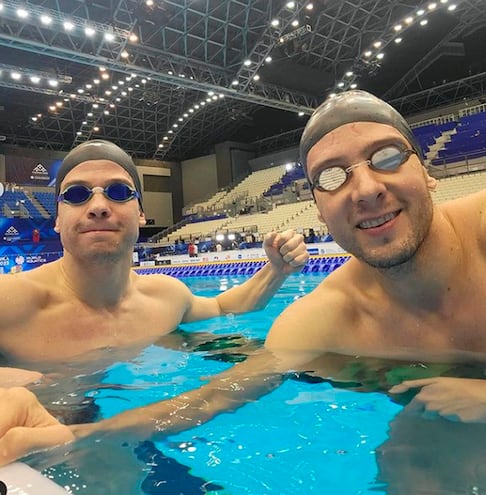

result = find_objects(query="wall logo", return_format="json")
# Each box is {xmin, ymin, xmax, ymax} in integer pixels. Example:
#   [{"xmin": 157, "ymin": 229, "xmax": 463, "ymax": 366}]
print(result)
[
  {"xmin": 3, "ymin": 226, "xmax": 20, "ymax": 242},
  {"xmin": 30, "ymin": 163, "xmax": 50, "ymax": 181}
]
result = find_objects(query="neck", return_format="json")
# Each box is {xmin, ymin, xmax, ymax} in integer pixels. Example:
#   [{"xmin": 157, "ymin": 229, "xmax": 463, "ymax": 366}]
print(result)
[{"xmin": 58, "ymin": 253, "xmax": 134, "ymax": 307}]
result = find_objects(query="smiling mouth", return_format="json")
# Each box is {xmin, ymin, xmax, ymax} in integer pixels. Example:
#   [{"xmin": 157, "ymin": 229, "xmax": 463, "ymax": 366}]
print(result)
[{"xmin": 358, "ymin": 211, "xmax": 399, "ymax": 229}]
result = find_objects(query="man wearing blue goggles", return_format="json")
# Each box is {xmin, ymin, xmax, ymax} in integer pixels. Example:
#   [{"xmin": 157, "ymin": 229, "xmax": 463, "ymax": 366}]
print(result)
[
  {"xmin": 57, "ymin": 183, "xmax": 140, "ymax": 206},
  {"xmin": 0, "ymin": 139, "xmax": 309, "ymax": 468}
]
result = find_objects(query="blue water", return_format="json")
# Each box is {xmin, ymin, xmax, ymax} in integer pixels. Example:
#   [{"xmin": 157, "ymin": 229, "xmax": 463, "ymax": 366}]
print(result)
[{"xmin": 49, "ymin": 274, "xmax": 398, "ymax": 495}]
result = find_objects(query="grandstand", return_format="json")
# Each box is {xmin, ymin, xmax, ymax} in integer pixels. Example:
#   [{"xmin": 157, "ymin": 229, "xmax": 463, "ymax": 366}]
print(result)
[
  {"xmin": 2, "ymin": 101, "xmax": 486, "ymax": 250},
  {"xmin": 159, "ymin": 101, "xmax": 486, "ymax": 244}
]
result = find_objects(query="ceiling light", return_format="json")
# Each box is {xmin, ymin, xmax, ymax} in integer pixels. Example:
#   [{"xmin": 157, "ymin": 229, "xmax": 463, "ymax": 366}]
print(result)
[
  {"xmin": 393, "ymin": 24, "xmax": 402, "ymax": 31},
  {"xmin": 345, "ymin": 71, "xmax": 353, "ymax": 77},
  {"xmin": 104, "ymin": 33, "xmax": 115, "ymax": 42},
  {"xmin": 101, "ymin": 73, "xmax": 110, "ymax": 80},
  {"xmin": 253, "ymin": 74, "xmax": 260, "ymax": 81},
  {"xmin": 405, "ymin": 16, "xmax": 414, "ymax": 24},
  {"xmin": 16, "ymin": 9, "xmax": 28, "ymax": 19},
  {"xmin": 376, "ymin": 53, "xmax": 384, "ymax": 59},
  {"xmin": 394, "ymin": 37, "xmax": 403, "ymax": 43},
  {"xmin": 40, "ymin": 15, "xmax": 52, "ymax": 25},
  {"xmin": 291, "ymin": 20, "xmax": 299, "ymax": 27},
  {"xmin": 48, "ymin": 79, "xmax": 58, "ymax": 87},
  {"xmin": 121, "ymin": 50, "xmax": 129, "ymax": 58},
  {"xmin": 363, "ymin": 50, "xmax": 372, "ymax": 57},
  {"xmin": 306, "ymin": 3, "xmax": 314, "ymax": 10},
  {"xmin": 448, "ymin": 4, "xmax": 457, "ymax": 10},
  {"xmin": 286, "ymin": 1, "xmax": 296, "ymax": 8},
  {"xmin": 373, "ymin": 41, "xmax": 382, "ymax": 48},
  {"xmin": 243, "ymin": 60, "xmax": 252, "ymax": 66},
  {"xmin": 63, "ymin": 21, "xmax": 74, "ymax": 31},
  {"xmin": 231, "ymin": 80, "xmax": 239, "ymax": 86},
  {"xmin": 420, "ymin": 19, "xmax": 428, "ymax": 26},
  {"xmin": 271, "ymin": 19, "xmax": 279, "ymax": 27},
  {"xmin": 428, "ymin": 2, "xmax": 437, "ymax": 10},
  {"xmin": 129, "ymin": 33, "xmax": 138, "ymax": 42},
  {"xmin": 11, "ymin": 72, "xmax": 21, "ymax": 80},
  {"xmin": 30, "ymin": 76, "xmax": 41, "ymax": 84}
]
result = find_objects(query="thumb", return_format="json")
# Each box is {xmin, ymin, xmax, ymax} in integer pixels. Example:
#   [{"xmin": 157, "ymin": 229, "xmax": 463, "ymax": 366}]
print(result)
[
  {"xmin": 389, "ymin": 378, "xmax": 436, "ymax": 394},
  {"xmin": 263, "ymin": 231, "xmax": 278, "ymax": 248}
]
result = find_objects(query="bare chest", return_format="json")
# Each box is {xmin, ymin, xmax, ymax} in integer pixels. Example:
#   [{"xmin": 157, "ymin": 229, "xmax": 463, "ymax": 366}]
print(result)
[
  {"xmin": 1, "ymin": 295, "xmax": 185, "ymax": 362},
  {"xmin": 354, "ymin": 283, "xmax": 486, "ymax": 358}
]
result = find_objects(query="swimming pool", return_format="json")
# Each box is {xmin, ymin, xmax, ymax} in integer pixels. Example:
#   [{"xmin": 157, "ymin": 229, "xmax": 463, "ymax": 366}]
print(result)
[{"xmin": 19, "ymin": 271, "xmax": 486, "ymax": 494}]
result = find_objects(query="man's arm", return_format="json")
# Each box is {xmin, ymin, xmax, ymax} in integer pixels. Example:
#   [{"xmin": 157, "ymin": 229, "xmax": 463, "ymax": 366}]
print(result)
[
  {"xmin": 183, "ymin": 230, "xmax": 308, "ymax": 321},
  {"xmin": 0, "ymin": 349, "xmax": 294, "ymax": 466}
]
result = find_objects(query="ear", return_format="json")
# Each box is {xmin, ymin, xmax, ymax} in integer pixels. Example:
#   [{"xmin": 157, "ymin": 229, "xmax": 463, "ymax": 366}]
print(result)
[
  {"xmin": 139, "ymin": 211, "xmax": 147, "ymax": 227},
  {"xmin": 425, "ymin": 171, "xmax": 437, "ymax": 192},
  {"xmin": 54, "ymin": 217, "xmax": 60, "ymax": 233}
]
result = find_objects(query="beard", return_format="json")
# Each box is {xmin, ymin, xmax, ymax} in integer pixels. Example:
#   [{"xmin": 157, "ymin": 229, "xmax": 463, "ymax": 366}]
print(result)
[{"xmin": 338, "ymin": 196, "xmax": 434, "ymax": 271}]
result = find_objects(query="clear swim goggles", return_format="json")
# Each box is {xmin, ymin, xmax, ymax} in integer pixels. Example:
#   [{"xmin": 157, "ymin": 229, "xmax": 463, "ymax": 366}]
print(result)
[
  {"xmin": 310, "ymin": 145, "xmax": 416, "ymax": 193},
  {"xmin": 57, "ymin": 182, "xmax": 140, "ymax": 205}
]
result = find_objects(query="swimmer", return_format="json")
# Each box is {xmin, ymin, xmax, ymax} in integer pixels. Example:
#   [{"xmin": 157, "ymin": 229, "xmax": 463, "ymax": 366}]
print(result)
[{"xmin": 0, "ymin": 139, "xmax": 308, "ymax": 383}]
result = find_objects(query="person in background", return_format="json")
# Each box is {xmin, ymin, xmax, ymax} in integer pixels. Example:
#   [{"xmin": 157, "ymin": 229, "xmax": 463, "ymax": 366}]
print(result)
[{"xmin": 32, "ymin": 228, "xmax": 40, "ymax": 243}]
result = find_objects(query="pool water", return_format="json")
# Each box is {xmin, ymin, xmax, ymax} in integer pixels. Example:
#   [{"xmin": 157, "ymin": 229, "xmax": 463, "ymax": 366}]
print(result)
[{"xmin": 27, "ymin": 274, "xmax": 485, "ymax": 494}]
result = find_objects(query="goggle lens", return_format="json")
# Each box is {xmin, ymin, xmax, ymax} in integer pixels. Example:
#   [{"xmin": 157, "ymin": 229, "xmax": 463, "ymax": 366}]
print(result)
[{"xmin": 58, "ymin": 183, "xmax": 139, "ymax": 205}]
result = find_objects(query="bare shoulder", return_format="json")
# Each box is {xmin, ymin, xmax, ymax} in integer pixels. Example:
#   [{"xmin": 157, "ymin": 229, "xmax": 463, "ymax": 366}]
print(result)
[
  {"xmin": 265, "ymin": 269, "xmax": 356, "ymax": 353},
  {"xmin": 0, "ymin": 263, "xmax": 55, "ymax": 329},
  {"xmin": 0, "ymin": 262, "xmax": 53, "ymax": 296},
  {"xmin": 135, "ymin": 272, "xmax": 191, "ymax": 296},
  {"xmin": 134, "ymin": 272, "xmax": 194, "ymax": 307},
  {"xmin": 440, "ymin": 190, "xmax": 486, "ymax": 227},
  {"xmin": 439, "ymin": 190, "xmax": 486, "ymax": 248}
]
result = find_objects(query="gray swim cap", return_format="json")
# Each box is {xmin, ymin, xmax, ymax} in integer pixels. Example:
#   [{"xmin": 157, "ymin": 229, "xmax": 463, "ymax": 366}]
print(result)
[
  {"xmin": 56, "ymin": 140, "xmax": 143, "ymax": 210},
  {"xmin": 300, "ymin": 90, "xmax": 423, "ymax": 178}
]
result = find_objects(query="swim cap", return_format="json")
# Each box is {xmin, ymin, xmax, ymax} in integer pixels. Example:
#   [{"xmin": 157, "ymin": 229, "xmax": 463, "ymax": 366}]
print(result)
[
  {"xmin": 56, "ymin": 140, "xmax": 143, "ymax": 210},
  {"xmin": 300, "ymin": 90, "xmax": 423, "ymax": 178}
]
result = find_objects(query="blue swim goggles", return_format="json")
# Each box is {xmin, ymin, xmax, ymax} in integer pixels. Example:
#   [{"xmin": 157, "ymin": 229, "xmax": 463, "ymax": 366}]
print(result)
[{"xmin": 57, "ymin": 182, "xmax": 140, "ymax": 205}]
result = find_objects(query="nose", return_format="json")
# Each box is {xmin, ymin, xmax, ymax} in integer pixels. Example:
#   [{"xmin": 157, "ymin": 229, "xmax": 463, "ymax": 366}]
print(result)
[
  {"xmin": 86, "ymin": 189, "xmax": 111, "ymax": 218},
  {"xmin": 348, "ymin": 162, "xmax": 387, "ymax": 204}
]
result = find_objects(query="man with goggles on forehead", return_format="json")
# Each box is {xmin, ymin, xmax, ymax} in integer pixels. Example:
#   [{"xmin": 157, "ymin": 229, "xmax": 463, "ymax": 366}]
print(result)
[
  {"xmin": 3, "ymin": 92, "xmax": 486, "ymax": 490},
  {"xmin": 0, "ymin": 138, "xmax": 307, "ymax": 383}
]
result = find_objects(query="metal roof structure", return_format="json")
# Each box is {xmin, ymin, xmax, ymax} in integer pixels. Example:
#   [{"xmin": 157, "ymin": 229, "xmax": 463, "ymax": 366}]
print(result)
[{"xmin": 0, "ymin": 0, "xmax": 485, "ymax": 161}]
